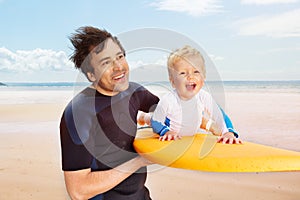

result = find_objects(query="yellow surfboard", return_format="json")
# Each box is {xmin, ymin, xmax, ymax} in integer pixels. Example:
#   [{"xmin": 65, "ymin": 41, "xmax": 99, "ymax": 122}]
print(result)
[{"xmin": 133, "ymin": 128, "xmax": 300, "ymax": 172}]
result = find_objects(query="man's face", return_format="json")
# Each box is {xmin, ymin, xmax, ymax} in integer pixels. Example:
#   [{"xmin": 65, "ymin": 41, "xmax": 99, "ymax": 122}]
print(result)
[{"xmin": 89, "ymin": 38, "xmax": 129, "ymax": 96}]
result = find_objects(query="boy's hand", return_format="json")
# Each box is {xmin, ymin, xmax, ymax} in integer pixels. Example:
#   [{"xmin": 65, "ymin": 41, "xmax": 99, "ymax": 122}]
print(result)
[
  {"xmin": 159, "ymin": 131, "xmax": 182, "ymax": 141},
  {"xmin": 217, "ymin": 132, "xmax": 243, "ymax": 144}
]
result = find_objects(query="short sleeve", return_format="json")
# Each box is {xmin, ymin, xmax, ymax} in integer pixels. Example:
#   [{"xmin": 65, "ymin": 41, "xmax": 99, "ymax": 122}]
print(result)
[
  {"xmin": 60, "ymin": 112, "xmax": 93, "ymax": 171},
  {"xmin": 59, "ymin": 92, "xmax": 96, "ymax": 171}
]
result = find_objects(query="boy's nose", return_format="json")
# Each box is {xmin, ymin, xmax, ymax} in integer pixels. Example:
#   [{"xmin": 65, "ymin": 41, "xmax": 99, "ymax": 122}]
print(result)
[{"xmin": 187, "ymin": 73, "xmax": 194, "ymax": 80}]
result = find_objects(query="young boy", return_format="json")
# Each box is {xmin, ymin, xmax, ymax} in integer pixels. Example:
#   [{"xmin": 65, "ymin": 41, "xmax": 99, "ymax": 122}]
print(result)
[{"xmin": 150, "ymin": 45, "xmax": 241, "ymax": 144}]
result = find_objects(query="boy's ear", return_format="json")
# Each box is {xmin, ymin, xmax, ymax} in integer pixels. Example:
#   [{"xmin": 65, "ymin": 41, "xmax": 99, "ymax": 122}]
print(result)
[
  {"xmin": 87, "ymin": 72, "xmax": 96, "ymax": 82},
  {"xmin": 169, "ymin": 76, "xmax": 176, "ymax": 88},
  {"xmin": 199, "ymin": 78, "xmax": 205, "ymax": 88}
]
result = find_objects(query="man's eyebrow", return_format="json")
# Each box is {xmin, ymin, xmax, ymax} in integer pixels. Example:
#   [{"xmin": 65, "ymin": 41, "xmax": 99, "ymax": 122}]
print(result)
[
  {"xmin": 98, "ymin": 51, "xmax": 124, "ymax": 63},
  {"xmin": 98, "ymin": 57, "xmax": 110, "ymax": 63}
]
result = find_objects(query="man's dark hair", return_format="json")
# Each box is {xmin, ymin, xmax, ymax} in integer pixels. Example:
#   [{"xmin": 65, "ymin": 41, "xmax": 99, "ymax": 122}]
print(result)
[{"xmin": 69, "ymin": 26, "xmax": 125, "ymax": 76}]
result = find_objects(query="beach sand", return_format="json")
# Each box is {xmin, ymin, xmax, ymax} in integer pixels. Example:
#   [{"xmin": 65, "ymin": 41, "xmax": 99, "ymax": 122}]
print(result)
[{"xmin": 1, "ymin": 91, "xmax": 300, "ymax": 199}]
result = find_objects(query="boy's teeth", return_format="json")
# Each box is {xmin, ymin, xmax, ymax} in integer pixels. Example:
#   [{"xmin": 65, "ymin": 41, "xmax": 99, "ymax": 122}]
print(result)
[
  {"xmin": 186, "ymin": 85, "xmax": 194, "ymax": 90},
  {"xmin": 186, "ymin": 83, "xmax": 196, "ymax": 90}
]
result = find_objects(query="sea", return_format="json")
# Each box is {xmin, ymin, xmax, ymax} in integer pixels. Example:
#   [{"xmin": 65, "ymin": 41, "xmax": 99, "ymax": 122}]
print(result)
[{"xmin": 0, "ymin": 80, "xmax": 300, "ymax": 104}]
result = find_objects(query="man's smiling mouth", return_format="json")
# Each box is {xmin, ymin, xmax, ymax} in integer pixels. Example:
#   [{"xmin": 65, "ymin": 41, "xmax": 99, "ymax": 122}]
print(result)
[{"xmin": 113, "ymin": 73, "xmax": 125, "ymax": 80}]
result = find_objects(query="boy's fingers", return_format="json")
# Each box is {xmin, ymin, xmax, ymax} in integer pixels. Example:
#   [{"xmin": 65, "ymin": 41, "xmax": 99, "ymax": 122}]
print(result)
[
  {"xmin": 236, "ymin": 138, "xmax": 243, "ymax": 144},
  {"xmin": 222, "ymin": 137, "xmax": 229, "ymax": 144}
]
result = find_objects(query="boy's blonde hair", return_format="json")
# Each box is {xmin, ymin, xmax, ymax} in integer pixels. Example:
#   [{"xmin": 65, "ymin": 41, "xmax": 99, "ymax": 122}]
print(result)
[{"xmin": 167, "ymin": 45, "xmax": 206, "ymax": 79}]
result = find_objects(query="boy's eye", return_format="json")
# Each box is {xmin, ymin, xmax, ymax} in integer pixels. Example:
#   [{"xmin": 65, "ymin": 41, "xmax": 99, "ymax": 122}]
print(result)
[
  {"xmin": 179, "ymin": 72, "xmax": 186, "ymax": 75},
  {"xmin": 194, "ymin": 70, "xmax": 200, "ymax": 74}
]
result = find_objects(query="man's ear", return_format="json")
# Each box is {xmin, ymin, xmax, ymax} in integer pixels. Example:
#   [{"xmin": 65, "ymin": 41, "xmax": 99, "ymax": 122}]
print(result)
[{"xmin": 87, "ymin": 72, "xmax": 96, "ymax": 82}]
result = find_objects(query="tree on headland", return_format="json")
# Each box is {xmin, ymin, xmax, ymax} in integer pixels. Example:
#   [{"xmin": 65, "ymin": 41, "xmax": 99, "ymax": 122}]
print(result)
[{"xmin": 0, "ymin": 82, "xmax": 7, "ymax": 86}]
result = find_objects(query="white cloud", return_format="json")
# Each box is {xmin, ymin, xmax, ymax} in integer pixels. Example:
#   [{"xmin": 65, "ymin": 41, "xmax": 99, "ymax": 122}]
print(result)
[
  {"xmin": 261, "ymin": 47, "xmax": 300, "ymax": 54},
  {"xmin": 149, "ymin": 0, "xmax": 223, "ymax": 17},
  {"xmin": 234, "ymin": 8, "xmax": 300, "ymax": 37},
  {"xmin": 128, "ymin": 57, "xmax": 167, "ymax": 70},
  {"xmin": 209, "ymin": 54, "xmax": 224, "ymax": 61},
  {"xmin": 241, "ymin": 0, "xmax": 298, "ymax": 5},
  {"xmin": 0, "ymin": 47, "xmax": 73, "ymax": 73}
]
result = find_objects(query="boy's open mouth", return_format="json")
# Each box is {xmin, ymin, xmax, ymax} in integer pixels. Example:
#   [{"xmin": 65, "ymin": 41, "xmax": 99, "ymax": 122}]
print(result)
[{"xmin": 186, "ymin": 82, "xmax": 197, "ymax": 91}]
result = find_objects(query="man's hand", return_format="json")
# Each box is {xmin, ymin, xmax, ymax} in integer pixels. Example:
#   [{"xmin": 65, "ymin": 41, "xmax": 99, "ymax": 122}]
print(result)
[{"xmin": 137, "ymin": 111, "xmax": 152, "ymax": 126}]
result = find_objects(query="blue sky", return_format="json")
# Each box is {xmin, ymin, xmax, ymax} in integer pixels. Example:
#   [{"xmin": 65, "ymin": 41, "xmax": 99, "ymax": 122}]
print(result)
[{"xmin": 0, "ymin": 0, "xmax": 299, "ymax": 82}]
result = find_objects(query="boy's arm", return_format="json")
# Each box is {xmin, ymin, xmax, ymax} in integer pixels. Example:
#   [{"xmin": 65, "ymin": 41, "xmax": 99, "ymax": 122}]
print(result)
[
  {"xmin": 151, "ymin": 118, "xmax": 170, "ymax": 136},
  {"xmin": 201, "ymin": 112, "xmax": 242, "ymax": 144},
  {"xmin": 201, "ymin": 118, "xmax": 222, "ymax": 136},
  {"xmin": 151, "ymin": 98, "xmax": 181, "ymax": 141},
  {"xmin": 200, "ymin": 91, "xmax": 242, "ymax": 144},
  {"xmin": 151, "ymin": 98, "xmax": 170, "ymax": 136},
  {"xmin": 217, "ymin": 107, "xmax": 242, "ymax": 144},
  {"xmin": 219, "ymin": 107, "xmax": 239, "ymax": 138}
]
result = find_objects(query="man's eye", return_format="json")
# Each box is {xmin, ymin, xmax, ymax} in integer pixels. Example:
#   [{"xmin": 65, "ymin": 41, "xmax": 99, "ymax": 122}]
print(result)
[
  {"xmin": 118, "ymin": 54, "xmax": 125, "ymax": 59},
  {"xmin": 101, "ymin": 60, "xmax": 111, "ymax": 66}
]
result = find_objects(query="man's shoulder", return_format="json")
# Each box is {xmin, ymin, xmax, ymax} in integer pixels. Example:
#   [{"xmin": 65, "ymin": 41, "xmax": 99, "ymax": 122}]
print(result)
[
  {"xmin": 64, "ymin": 87, "xmax": 96, "ymax": 115},
  {"xmin": 62, "ymin": 87, "xmax": 97, "ymax": 144},
  {"xmin": 124, "ymin": 82, "xmax": 151, "ymax": 97},
  {"xmin": 128, "ymin": 82, "xmax": 145, "ymax": 92}
]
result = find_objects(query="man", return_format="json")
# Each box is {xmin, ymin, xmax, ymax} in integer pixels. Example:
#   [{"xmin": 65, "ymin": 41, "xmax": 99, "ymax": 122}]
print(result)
[{"xmin": 60, "ymin": 26, "xmax": 159, "ymax": 199}]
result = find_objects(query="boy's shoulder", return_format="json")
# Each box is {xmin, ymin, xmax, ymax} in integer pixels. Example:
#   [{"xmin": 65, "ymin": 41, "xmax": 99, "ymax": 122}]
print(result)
[
  {"xmin": 158, "ymin": 90, "xmax": 180, "ymax": 105},
  {"xmin": 161, "ymin": 89, "xmax": 179, "ymax": 100},
  {"xmin": 197, "ymin": 89, "xmax": 213, "ymax": 103},
  {"xmin": 198, "ymin": 89, "xmax": 214, "ymax": 97}
]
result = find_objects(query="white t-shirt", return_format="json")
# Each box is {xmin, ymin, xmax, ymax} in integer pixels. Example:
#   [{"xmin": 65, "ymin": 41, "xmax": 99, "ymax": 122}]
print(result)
[{"xmin": 151, "ymin": 89, "xmax": 228, "ymax": 136}]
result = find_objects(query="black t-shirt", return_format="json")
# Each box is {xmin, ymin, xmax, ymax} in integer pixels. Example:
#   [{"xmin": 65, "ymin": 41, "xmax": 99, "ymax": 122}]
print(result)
[{"xmin": 60, "ymin": 82, "xmax": 159, "ymax": 200}]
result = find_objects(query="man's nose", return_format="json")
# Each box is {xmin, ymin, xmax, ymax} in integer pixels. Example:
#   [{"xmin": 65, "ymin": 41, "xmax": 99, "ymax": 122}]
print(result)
[{"xmin": 112, "ymin": 59, "xmax": 123, "ymax": 70}]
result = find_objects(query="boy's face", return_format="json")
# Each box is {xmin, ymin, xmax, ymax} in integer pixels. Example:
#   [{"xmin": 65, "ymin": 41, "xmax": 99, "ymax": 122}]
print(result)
[
  {"xmin": 169, "ymin": 56, "xmax": 204, "ymax": 100},
  {"xmin": 89, "ymin": 38, "xmax": 129, "ymax": 96}
]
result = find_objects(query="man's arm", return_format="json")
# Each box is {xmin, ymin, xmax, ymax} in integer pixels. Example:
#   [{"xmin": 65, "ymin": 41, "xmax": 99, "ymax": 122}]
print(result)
[{"xmin": 64, "ymin": 156, "xmax": 151, "ymax": 200}]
